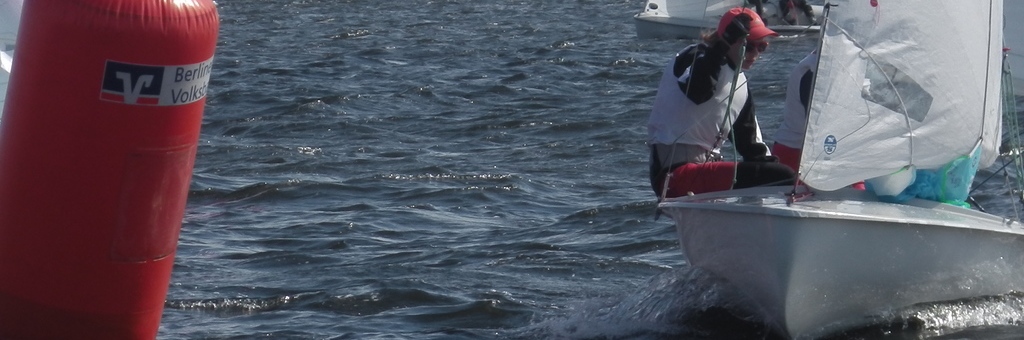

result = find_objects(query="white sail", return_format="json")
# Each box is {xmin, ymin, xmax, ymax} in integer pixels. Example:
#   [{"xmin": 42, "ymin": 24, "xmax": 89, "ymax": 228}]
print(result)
[{"xmin": 799, "ymin": 0, "xmax": 1004, "ymax": 191}]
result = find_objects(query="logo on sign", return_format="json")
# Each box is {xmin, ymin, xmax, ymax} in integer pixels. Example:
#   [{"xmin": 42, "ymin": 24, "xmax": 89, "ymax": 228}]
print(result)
[
  {"xmin": 100, "ymin": 62, "xmax": 163, "ymax": 105},
  {"xmin": 823, "ymin": 135, "xmax": 838, "ymax": 154},
  {"xmin": 99, "ymin": 58, "xmax": 213, "ymax": 106}
]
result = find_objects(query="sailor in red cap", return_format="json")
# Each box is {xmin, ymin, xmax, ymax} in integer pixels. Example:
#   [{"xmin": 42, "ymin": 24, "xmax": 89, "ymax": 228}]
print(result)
[
  {"xmin": 646, "ymin": 7, "xmax": 794, "ymax": 198},
  {"xmin": 716, "ymin": 7, "xmax": 778, "ymax": 69}
]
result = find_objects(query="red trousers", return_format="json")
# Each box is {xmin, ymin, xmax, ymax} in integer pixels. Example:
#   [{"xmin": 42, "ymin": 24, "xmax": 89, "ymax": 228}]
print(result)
[
  {"xmin": 769, "ymin": 143, "xmax": 865, "ymax": 190},
  {"xmin": 659, "ymin": 162, "xmax": 740, "ymax": 197},
  {"xmin": 771, "ymin": 143, "xmax": 801, "ymax": 172}
]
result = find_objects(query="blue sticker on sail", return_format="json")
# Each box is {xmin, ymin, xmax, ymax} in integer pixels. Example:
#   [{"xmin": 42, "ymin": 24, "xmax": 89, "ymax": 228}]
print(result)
[
  {"xmin": 100, "ymin": 58, "xmax": 213, "ymax": 106},
  {"xmin": 823, "ymin": 135, "xmax": 837, "ymax": 154}
]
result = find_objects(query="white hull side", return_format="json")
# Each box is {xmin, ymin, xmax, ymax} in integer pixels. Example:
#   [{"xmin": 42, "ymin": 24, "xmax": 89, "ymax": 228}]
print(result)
[
  {"xmin": 634, "ymin": 13, "xmax": 715, "ymax": 40},
  {"xmin": 634, "ymin": 1, "xmax": 821, "ymax": 39},
  {"xmin": 659, "ymin": 186, "xmax": 1024, "ymax": 338}
]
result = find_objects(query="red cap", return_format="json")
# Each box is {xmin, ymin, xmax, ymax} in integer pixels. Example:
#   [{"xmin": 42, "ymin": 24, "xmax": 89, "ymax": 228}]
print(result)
[{"xmin": 717, "ymin": 7, "xmax": 779, "ymax": 41}]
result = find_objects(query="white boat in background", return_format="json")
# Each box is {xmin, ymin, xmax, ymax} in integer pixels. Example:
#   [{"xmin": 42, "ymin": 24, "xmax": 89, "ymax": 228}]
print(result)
[
  {"xmin": 1007, "ymin": 0, "xmax": 1023, "ymax": 96},
  {"xmin": 658, "ymin": 1, "xmax": 1024, "ymax": 338},
  {"xmin": 635, "ymin": 0, "xmax": 823, "ymax": 39},
  {"xmin": 0, "ymin": 0, "xmax": 22, "ymax": 116}
]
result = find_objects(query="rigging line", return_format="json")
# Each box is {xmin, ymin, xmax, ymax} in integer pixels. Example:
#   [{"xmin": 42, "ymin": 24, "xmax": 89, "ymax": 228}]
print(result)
[
  {"xmin": 796, "ymin": 2, "xmax": 833, "ymax": 181},
  {"xmin": 664, "ymin": 74, "xmax": 752, "ymax": 150},
  {"xmin": 978, "ymin": 0, "xmax": 996, "ymax": 159},
  {"xmin": 999, "ymin": 45, "xmax": 1024, "ymax": 218},
  {"xmin": 970, "ymin": 156, "xmax": 1012, "ymax": 195},
  {"xmin": 660, "ymin": 42, "xmax": 753, "ymax": 198},
  {"xmin": 973, "ymin": 20, "xmax": 1018, "ymax": 203},
  {"xmin": 659, "ymin": 1, "xmax": 760, "ymax": 198},
  {"xmin": 723, "ymin": 38, "xmax": 748, "ymax": 188},
  {"xmin": 655, "ymin": 0, "xmax": 718, "ymax": 206},
  {"xmin": 665, "ymin": 0, "xmax": 754, "ymax": 150},
  {"xmin": 658, "ymin": 0, "xmax": 716, "ymax": 200},
  {"xmin": 659, "ymin": 45, "xmax": 706, "ymax": 201}
]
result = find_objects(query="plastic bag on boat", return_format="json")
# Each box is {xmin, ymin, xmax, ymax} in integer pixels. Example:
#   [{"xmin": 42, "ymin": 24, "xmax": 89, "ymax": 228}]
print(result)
[
  {"xmin": 868, "ymin": 148, "xmax": 981, "ymax": 207},
  {"xmin": 864, "ymin": 166, "xmax": 916, "ymax": 197}
]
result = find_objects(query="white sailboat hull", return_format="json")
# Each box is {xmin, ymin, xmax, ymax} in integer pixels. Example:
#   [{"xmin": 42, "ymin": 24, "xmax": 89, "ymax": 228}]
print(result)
[
  {"xmin": 634, "ymin": 13, "xmax": 714, "ymax": 41},
  {"xmin": 634, "ymin": 0, "xmax": 821, "ymax": 40},
  {"xmin": 659, "ymin": 186, "xmax": 1024, "ymax": 338}
]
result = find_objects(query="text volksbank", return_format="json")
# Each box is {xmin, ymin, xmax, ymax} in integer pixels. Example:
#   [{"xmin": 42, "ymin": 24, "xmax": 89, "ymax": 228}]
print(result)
[{"xmin": 100, "ymin": 58, "xmax": 214, "ymax": 106}]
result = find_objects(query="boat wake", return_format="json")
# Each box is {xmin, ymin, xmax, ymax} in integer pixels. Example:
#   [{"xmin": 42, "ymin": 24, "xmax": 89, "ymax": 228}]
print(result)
[
  {"xmin": 821, "ymin": 292, "xmax": 1024, "ymax": 339},
  {"xmin": 517, "ymin": 266, "xmax": 1024, "ymax": 340},
  {"xmin": 513, "ymin": 268, "xmax": 780, "ymax": 340}
]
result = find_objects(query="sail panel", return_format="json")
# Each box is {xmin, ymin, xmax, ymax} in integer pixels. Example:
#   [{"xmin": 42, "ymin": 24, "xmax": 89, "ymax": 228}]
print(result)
[{"xmin": 799, "ymin": 0, "xmax": 1003, "ymax": 191}]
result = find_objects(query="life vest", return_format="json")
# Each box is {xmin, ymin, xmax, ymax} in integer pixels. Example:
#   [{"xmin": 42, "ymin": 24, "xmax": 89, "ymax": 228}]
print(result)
[{"xmin": 647, "ymin": 43, "xmax": 749, "ymax": 159}]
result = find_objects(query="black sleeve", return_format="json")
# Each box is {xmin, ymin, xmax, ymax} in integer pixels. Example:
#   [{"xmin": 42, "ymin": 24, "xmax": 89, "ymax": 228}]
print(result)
[
  {"xmin": 730, "ymin": 94, "xmax": 771, "ymax": 161},
  {"xmin": 676, "ymin": 41, "xmax": 731, "ymax": 104},
  {"xmin": 799, "ymin": 70, "xmax": 813, "ymax": 113}
]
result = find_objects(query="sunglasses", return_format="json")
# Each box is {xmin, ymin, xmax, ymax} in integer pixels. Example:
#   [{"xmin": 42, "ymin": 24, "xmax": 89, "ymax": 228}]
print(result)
[{"xmin": 746, "ymin": 41, "xmax": 769, "ymax": 53}]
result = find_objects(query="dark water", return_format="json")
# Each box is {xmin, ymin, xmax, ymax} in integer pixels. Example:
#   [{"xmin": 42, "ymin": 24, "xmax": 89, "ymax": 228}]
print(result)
[{"xmin": 157, "ymin": 0, "xmax": 1024, "ymax": 339}]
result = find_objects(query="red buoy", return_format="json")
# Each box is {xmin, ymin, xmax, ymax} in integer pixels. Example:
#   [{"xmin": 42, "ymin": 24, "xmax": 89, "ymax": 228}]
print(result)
[{"xmin": 0, "ymin": 0, "xmax": 218, "ymax": 338}]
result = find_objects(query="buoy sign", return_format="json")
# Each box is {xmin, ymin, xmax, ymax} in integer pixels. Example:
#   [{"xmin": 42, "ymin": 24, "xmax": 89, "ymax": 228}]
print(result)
[{"xmin": 100, "ymin": 58, "xmax": 213, "ymax": 106}]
